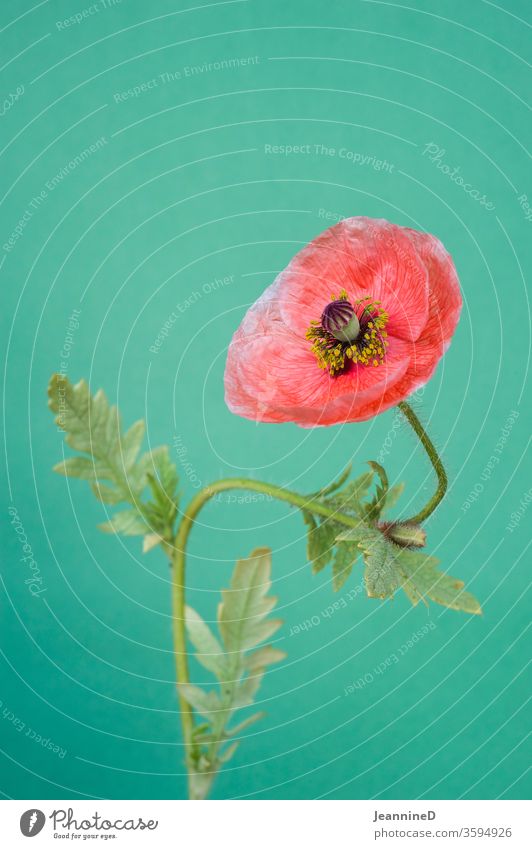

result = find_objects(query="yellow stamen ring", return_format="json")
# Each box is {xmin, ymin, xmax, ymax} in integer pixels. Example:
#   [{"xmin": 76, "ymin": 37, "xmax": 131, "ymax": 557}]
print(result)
[{"xmin": 306, "ymin": 291, "xmax": 389, "ymax": 375}]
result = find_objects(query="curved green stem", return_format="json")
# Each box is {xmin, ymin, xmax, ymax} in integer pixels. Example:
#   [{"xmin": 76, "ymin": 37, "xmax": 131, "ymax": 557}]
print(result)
[
  {"xmin": 398, "ymin": 400, "xmax": 448, "ymax": 524},
  {"xmin": 170, "ymin": 529, "xmax": 195, "ymax": 793},
  {"xmin": 170, "ymin": 477, "xmax": 364, "ymax": 798},
  {"xmin": 171, "ymin": 405, "xmax": 447, "ymax": 797}
]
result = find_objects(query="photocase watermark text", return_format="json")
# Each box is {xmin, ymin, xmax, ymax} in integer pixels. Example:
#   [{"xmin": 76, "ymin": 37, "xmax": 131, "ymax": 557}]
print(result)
[
  {"xmin": 0, "ymin": 699, "xmax": 66, "ymax": 758},
  {"xmin": 3, "ymin": 137, "xmax": 108, "ymax": 253},
  {"xmin": 506, "ymin": 487, "xmax": 532, "ymax": 534},
  {"xmin": 289, "ymin": 583, "xmax": 364, "ymax": 637},
  {"xmin": 343, "ymin": 622, "xmax": 436, "ymax": 694},
  {"xmin": 461, "ymin": 411, "xmax": 519, "ymax": 513},
  {"xmin": 113, "ymin": 57, "xmax": 260, "ymax": 102},
  {"xmin": 517, "ymin": 193, "xmax": 532, "ymax": 223},
  {"xmin": 422, "ymin": 143, "xmax": 495, "ymax": 211},
  {"xmin": 149, "ymin": 274, "xmax": 234, "ymax": 354},
  {"xmin": 8, "ymin": 506, "xmax": 46, "ymax": 596},
  {"xmin": 1, "ymin": 84, "xmax": 24, "ymax": 117},
  {"xmin": 56, "ymin": 0, "xmax": 122, "ymax": 30},
  {"xmin": 264, "ymin": 142, "xmax": 394, "ymax": 172}
]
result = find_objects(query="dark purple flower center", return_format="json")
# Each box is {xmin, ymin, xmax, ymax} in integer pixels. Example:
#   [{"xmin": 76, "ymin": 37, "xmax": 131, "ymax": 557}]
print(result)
[
  {"xmin": 306, "ymin": 290, "xmax": 389, "ymax": 375},
  {"xmin": 321, "ymin": 299, "xmax": 360, "ymax": 342}
]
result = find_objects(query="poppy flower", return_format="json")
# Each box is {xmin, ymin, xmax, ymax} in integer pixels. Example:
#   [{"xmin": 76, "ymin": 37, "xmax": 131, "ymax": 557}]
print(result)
[{"xmin": 224, "ymin": 217, "xmax": 461, "ymax": 427}]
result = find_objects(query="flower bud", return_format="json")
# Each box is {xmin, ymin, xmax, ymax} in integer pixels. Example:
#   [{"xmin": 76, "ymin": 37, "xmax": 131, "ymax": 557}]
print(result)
[
  {"xmin": 321, "ymin": 299, "xmax": 360, "ymax": 343},
  {"xmin": 380, "ymin": 521, "xmax": 426, "ymax": 548}
]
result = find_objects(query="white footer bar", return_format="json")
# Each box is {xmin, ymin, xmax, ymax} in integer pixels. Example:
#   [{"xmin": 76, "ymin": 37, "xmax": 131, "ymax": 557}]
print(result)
[{"xmin": 1, "ymin": 799, "xmax": 528, "ymax": 848}]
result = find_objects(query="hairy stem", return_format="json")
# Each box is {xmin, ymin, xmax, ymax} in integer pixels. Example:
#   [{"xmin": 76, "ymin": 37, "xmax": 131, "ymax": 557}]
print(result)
[{"xmin": 398, "ymin": 400, "xmax": 448, "ymax": 524}]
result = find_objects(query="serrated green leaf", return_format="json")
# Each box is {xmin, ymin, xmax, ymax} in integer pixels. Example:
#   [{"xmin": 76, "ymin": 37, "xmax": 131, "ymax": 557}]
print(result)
[
  {"xmin": 332, "ymin": 541, "xmax": 360, "ymax": 592},
  {"xmin": 142, "ymin": 446, "xmax": 179, "ymax": 537},
  {"xmin": 357, "ymin": 528, "xmax": 399, "ymax": 600},
  {"xmin": 142, "ymin": 532, "xmax": 162, "ymax": 553},
  {"xmin": 303, "ymin": 467, "xmax": 396, "ymax": 590},
  {"xmin": 91, "ymin": 390, "xmax": 117, "ymax": 455},
  {"xmin": 225, "ymin": 711, "xmax": 266, "ymax": 736},
  {"xmin": 245, "ymin": 645, "xmax": 286, "ymax": 672},
  {"xmin": 233, "ymin": 671, "xmax": 264, "ymax": 709},
  {"xmin": 178, "ymin": 683, "xmax": 222, "ymax": 721},
  {"xmin": 367, "ymin": 460, "xmax": 388, "ymax": 493},
  {"xmin": 183, "ymin": 547, "xmax": 286, "ymax": 796},
  {"xmin": 218, "ymin": 741, "xmax": 239, "ymax": 764},
  {"xmin": 121, "ymin": 420, "xmax": 145, "ymax": 469},
  {"xmin": 49, "ymin": 374, "xmax": 135, "ymax": 499},
  {"xmin": 396, "ymin": 550, "xmax": 482, "ymax": 614},
  {"xmin": 185, "ymin": 607, "xmax": 227, "ymax": 677},
  {"xmin": 191, "ymin": 722, "xmax": 211, "ymax": 740},
  {"xmin": 48, "ymin": 375, "xmax": 179, "ymax": 550},
  {"xmin": 129, "ymin": 445, "xmax": 167, "ymax": 489},
  {"xmin": 303, "ymin": 512, "xmax": 338, "ymax": 573},
  {"xmin": 147, "ymin": 446, "xmax": 179, "ymax": 504},
  {"xmin": 301, "ymin": 509, "xmax": 317, "ymax": 532},
  {"xmin": 53, "ymin": 456, "xmax": 99, "ymax": 480},
  {"xmin": 49, "ymin": 375, "xmax": 93, "ymax": 453},
  {"xmin": 99, "ymin": 509, "xmax": 148, "ymax": 536},
  {"xmin": 90, "ymin": 482, "xmax": 124, "ymax": 504},
  {"xmin": 218, "ymin": 547, "xmax": 282, "ymax": 653},
  {"xmin": 366, "ymin": 461, "xmax": 389, "ymax": 519}
]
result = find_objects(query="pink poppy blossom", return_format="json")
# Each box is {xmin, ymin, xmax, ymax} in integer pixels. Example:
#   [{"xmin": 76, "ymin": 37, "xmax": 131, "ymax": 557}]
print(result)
[{"xmin": 224, "ymin": 217, "xmax": 462, "ymax": 427}]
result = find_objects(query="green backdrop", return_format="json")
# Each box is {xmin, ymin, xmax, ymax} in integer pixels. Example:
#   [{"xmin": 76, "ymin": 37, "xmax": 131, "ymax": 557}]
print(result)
[{"xmin": 1, "ymin": 0, "xmax": 530, "ymax": 801}]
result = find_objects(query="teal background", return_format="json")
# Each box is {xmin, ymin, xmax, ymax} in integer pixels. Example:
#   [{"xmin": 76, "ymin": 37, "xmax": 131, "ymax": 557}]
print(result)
[{"xmin": 1, "ymin": 0, "xmax": 530, "ymax": 801}]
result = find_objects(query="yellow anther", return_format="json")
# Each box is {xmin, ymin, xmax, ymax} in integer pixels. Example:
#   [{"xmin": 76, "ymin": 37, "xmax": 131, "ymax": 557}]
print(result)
[{"xmin": 307, "ymin": 290, "xmax": 388, "ymax": 375}]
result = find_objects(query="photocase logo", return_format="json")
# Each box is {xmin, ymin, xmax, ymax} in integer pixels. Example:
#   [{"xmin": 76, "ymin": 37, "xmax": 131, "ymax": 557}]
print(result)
[{"xmin": 20, "ymin": 809, "xmax": 45, "ymax": 837}]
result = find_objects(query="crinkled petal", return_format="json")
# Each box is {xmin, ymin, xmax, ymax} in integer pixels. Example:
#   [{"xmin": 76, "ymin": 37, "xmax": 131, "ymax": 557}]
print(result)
[
  {"xmin": 405, "ymin": 227, "xmax": 462, "ymax": 348},
  {"xmin": 224, "ymin": 218, "xmax": 462, "ymax": 428},
  {"xmin": 358, "ymin": 230, "xmax": 462, "ymax": 411},
  {"xmin": 277, "ymin": 217, "xmax": 429, "ymax": 343},
  {"xmin": 225, "ymin": 330, "xmax": 411, "ymax": 425}
]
